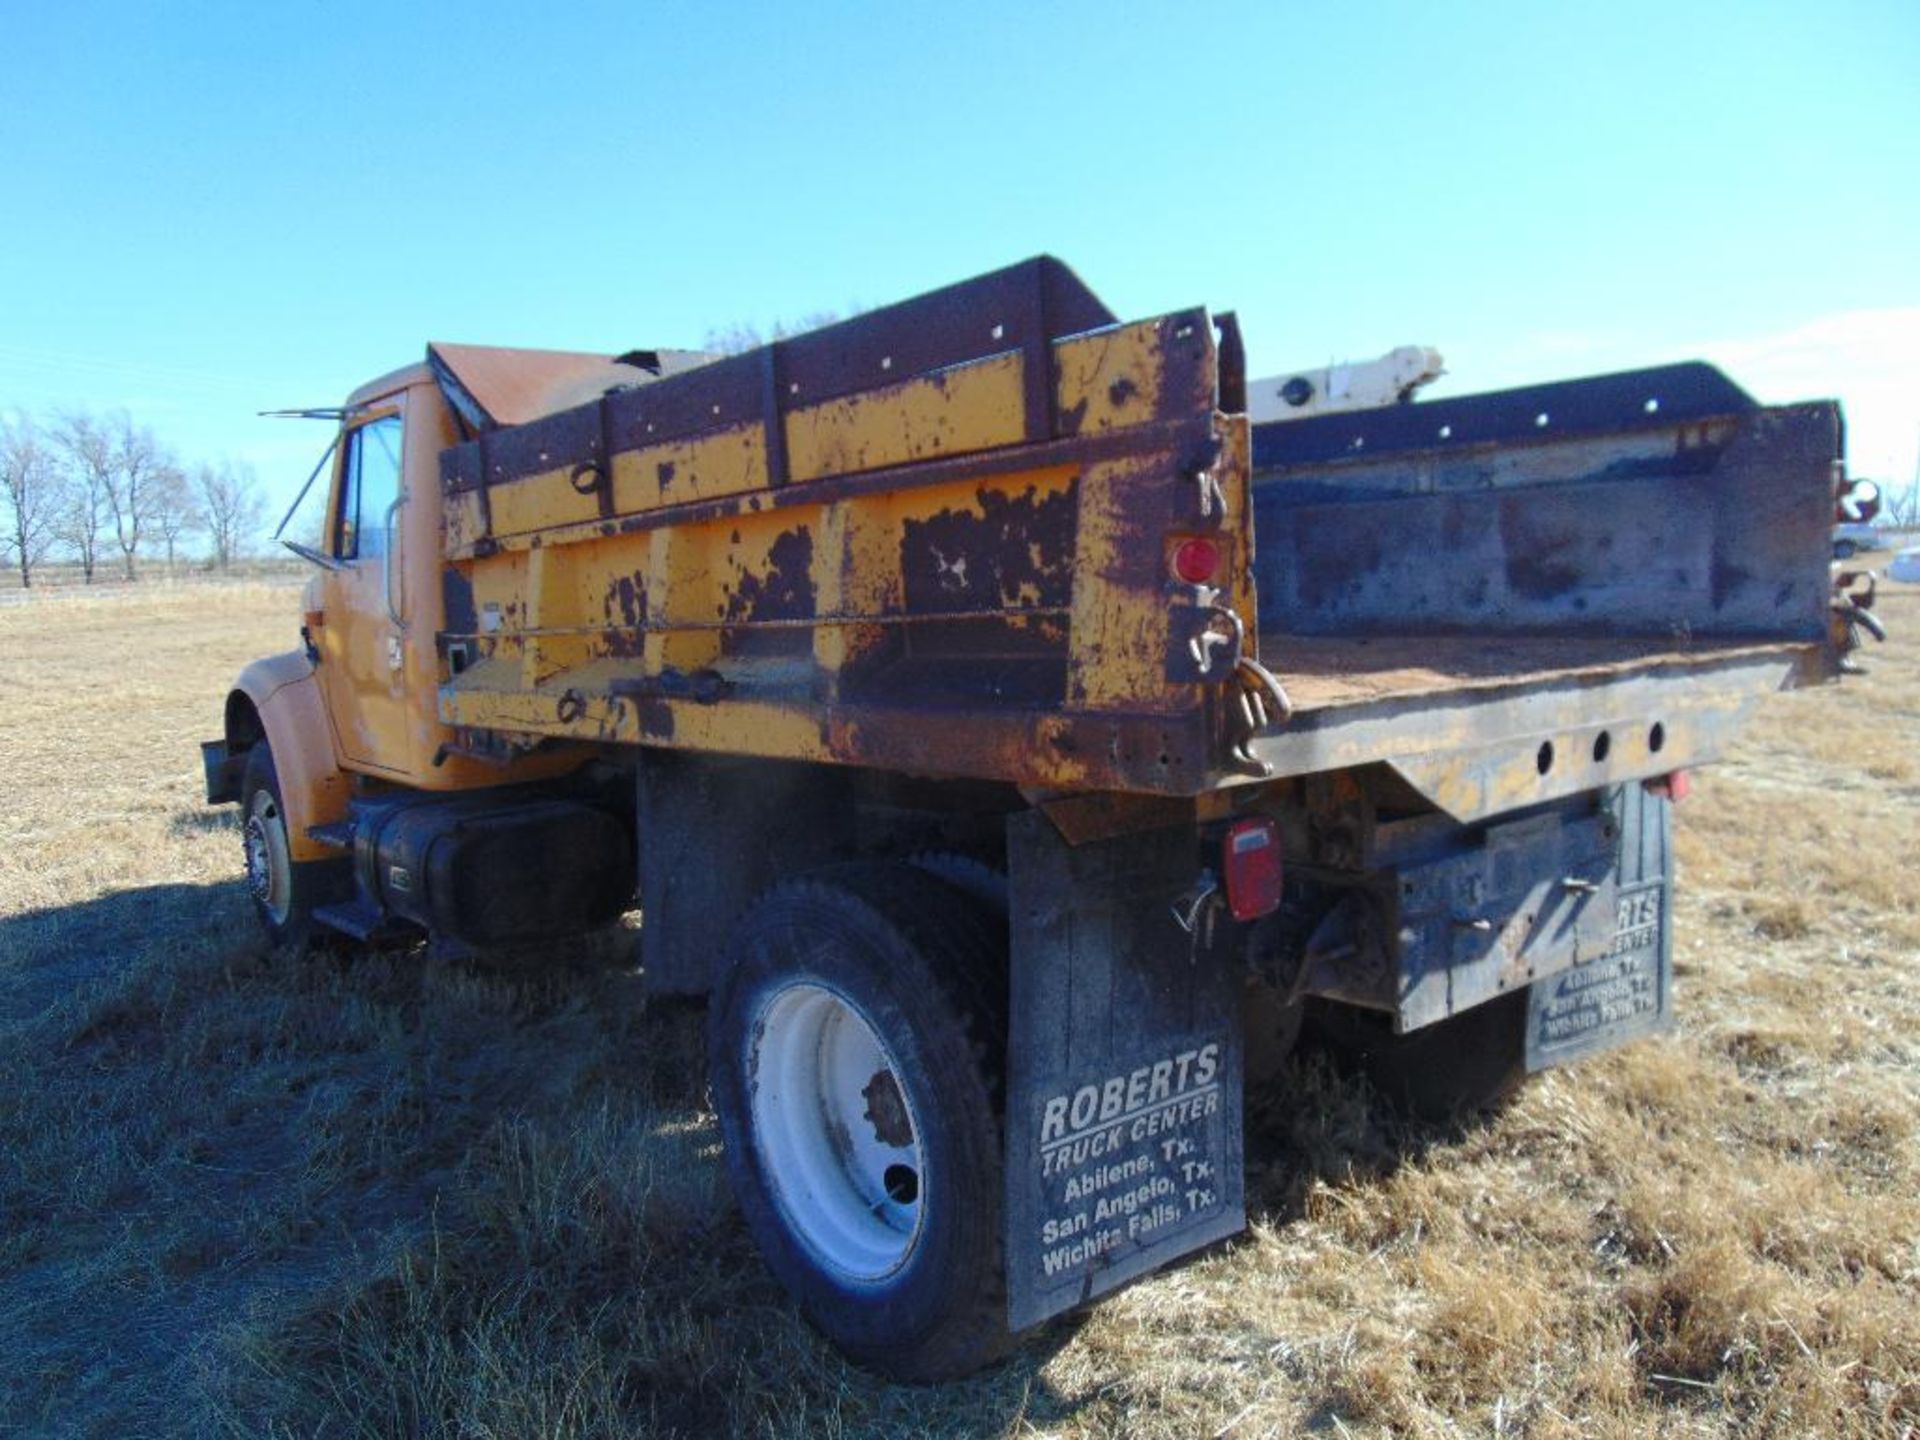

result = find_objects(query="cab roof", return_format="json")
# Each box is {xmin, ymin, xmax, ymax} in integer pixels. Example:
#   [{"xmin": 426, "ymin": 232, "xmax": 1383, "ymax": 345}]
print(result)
[
  {"xmin": 424, "ymin": 343, "xmax": 716, "ymax": 432},
  {"xmin": 344, "ymin": 343, "xmax": 715, "ymax": 430}
]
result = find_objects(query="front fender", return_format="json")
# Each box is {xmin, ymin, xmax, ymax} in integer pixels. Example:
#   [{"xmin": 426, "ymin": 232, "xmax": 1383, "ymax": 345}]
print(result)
[
  {"xmin": 234, "ymin": 648, "xmax": 317, "ymax": 707},
  {"xmin": 226, "ymin": 651, "xmax": 351, "ymax": 863}
]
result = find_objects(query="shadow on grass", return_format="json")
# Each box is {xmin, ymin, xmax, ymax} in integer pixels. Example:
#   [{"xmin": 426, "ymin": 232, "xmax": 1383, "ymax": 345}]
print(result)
[
  {"xmin": 1, "ymin": 881, "xmax": 1095, "ymax": 1438},
  {"xmin": 1242, "ymin": 1031, "xmax": 1517, "ymax": 1232},
  {"xmin": 1, "ymin": 882, "xmax": 1486, "ymax": 1438},
  {"xmin": 0, "ymin": 880, "xmax": 255, "ymax": 1024}
]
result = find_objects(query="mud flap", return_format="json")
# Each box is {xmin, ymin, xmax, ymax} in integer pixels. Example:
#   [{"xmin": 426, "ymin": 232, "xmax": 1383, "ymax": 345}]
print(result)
[
  {"xmin": 1003, "ymin": 811, "xmax": 1245, "ymax": 1333},
  {"xmin": 1526, "ymin": 785, "xmax": 1674, "ymax": 1070}
]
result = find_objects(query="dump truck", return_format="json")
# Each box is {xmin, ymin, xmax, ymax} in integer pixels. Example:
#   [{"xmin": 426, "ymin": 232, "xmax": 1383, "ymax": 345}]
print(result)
[{"xmin": 201, "ymin": 257, "xmax": 1876, "ymax": 1381}]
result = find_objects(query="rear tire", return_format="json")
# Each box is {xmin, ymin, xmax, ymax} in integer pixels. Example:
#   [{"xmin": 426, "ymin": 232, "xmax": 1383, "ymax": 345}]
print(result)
[
  {"xmin": 240, "ymin": 743, "xmax": 347, "ymax": 953},
  {"xmin": 708, "ymin": 863, "xmax": 1011, "ymax": 1382}
]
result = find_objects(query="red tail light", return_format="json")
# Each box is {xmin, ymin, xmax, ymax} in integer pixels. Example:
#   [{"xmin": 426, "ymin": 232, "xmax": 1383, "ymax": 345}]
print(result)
[
  {"xmin": 1222, "ymin": 816, "xmax": 1283, "ymax": 921},
  {"xmin": 1643, "ymin": 770, "xmax": 1691, "ymax": 802},
  {"xmin": 1171, "ymin": 536, "xmax": 1222, "ymax": 585}
]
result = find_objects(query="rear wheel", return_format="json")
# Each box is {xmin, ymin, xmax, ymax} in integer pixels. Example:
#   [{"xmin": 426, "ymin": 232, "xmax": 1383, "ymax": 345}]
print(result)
[
  {"xmin": 708, "ymin": 863, "xmax": 1010, "ymax": 1382},
  {"xmin": 240, "ymin": 743, "xmax": 346, "ymax": 953}
]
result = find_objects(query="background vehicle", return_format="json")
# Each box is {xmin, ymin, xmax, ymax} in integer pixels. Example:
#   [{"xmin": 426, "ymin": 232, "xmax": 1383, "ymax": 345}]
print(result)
[
  {"xmin": 1834, "ymin": 521, "xmax": 1886, "ymax": 559},
  {"xmin": 201, "ymin": 257, "xmax": 1865, "ymax": 1380}
]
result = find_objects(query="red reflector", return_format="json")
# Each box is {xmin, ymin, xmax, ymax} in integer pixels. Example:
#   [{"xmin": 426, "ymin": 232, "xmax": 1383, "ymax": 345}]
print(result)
[
  {"xmin": 1172, "ymin": 536, "xmax": 1222, "ymax": 585},
  {"xmin": 1222, "ymin": 816, "xmax": 1283, "ymax": 922},
  {"xmin": 1642, "ymin": 770, "xmax": 1691, "ymax": 801}
]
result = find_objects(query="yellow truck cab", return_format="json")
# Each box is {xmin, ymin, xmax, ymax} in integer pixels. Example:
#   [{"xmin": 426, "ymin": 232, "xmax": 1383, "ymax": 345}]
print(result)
[{"xmin": 200, "ymin": 257, "xmax": 1878, "ymax": 1380}]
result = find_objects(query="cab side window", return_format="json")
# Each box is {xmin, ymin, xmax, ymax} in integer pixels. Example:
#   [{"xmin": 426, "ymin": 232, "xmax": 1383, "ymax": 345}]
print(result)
[{"xmin": 335, "ymin": 415, "xmax": 404, "ymax": 560}]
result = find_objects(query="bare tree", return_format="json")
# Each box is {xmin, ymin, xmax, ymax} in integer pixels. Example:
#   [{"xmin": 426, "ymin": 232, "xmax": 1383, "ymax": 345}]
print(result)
[
  {"xmin": 149, "ymin": 462, "xmax": 195, "ymax": 575},
  {"xmin": 105, "ymin": 412, "xmax": 167, "ymax": 580},
  {"xmin": 1883, "ymin": 475, "xmax": 1920, "ymax": 532},
  {"xmin": 196, "ymin": 458, "xmax": 266, "ymax": 571},
  {"xmin": 1, "ymin": 411, "xmax": 65, "ymax": 588},
  {"xmin": 703, "ymin": 310, "xmax": 848, "ymax": 356},
  {"xmin": 54, "ymin": 411, "xmax": 114, "ymax": 583},
  {"xmin": 54, "ymin": 409, "xmax": 172, "ymax": 581}
]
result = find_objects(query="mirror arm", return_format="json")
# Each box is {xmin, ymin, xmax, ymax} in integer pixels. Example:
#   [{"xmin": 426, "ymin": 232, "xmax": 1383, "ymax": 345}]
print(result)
[{"xmin": 282, "ymin": 539, "xmax": 346, "ymax": 573}]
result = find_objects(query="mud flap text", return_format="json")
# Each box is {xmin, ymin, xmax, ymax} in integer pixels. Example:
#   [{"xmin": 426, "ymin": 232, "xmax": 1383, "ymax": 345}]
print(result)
[
  {"xmin": 1526, "ymin": 785, "xmax": 1674, "ymax": 1069},
  {"xmin": 1005, "ymin": 813, "xmax": 1244, "ymax": 1332}
]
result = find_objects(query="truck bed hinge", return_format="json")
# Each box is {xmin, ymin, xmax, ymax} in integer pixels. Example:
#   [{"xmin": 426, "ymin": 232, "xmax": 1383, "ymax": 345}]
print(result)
[
  {"xmin": 1227, "ymin": 654, "xmax": 1291, "ymax": 777},
  {"xmin": 1831, "ymin": 569, "xmax": 1887, "ymax": 670},
  {"xmin": 1187, "ymin": 603, "xmax": 1292, "ymax": 777}
]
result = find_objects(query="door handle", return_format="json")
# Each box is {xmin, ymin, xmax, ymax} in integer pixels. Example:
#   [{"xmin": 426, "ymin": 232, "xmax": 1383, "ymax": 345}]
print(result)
[{"xmin": 384, "ymin": 495, "xmax": 408, "ymax": 627}]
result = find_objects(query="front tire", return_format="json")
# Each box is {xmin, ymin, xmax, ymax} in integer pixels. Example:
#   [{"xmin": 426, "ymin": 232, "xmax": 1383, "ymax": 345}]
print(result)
[
  {"xmin": 240, "ymin": 743, "xmax": 346, "ymax": 953},
  {"xmin": 708, "ymin": 864, "xmax": 1011, "ymax": 1382}
]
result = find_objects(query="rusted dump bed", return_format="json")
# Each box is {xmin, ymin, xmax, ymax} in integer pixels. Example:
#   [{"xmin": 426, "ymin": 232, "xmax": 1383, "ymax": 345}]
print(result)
[
  {"xmin": 432, "ymin": 259, "xmax": 1839, "ymax": 807},
  {"xmin": 1242, "ymin": 364, "xmax": 1840, "ymax": 817},
  {"xmin": 435, "ymin": 258, "xmax": 1270, "ymax": 795}
]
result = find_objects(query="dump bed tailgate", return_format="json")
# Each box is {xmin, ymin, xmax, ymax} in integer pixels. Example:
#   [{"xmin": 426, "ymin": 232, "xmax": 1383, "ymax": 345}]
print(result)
[{"xmin": 1239, "ymin": 364, "xmax": 1841, "ymax": 819}]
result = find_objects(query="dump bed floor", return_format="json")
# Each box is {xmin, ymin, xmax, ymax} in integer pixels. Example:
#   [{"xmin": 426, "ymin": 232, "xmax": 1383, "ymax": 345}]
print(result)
[{"xmin": 1262, "ymin": 633, "xmax": 1797, "ymax": 715}]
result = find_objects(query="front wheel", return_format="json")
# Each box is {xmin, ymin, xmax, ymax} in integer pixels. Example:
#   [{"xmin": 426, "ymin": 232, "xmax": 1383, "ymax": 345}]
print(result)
[
  {"xmin": 708, "ymin": 864, "xmax": 1010, "ymax": 1382},
  {"xmin": 240, "ymin": 742, "xmax": 347, "ymax": 953}
]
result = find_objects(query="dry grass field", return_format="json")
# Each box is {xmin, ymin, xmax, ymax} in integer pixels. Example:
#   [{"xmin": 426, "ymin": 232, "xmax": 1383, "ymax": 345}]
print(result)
[{"xmin": 1, "ymin": 581, "xmax": 1915, "ymax": 1439}]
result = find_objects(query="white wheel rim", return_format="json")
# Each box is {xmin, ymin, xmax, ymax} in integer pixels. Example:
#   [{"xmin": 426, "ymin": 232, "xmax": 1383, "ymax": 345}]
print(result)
[
  {"xmin": 245, "ymin": 787, "xmax": 292, "ymax": 927},
  {"xmin": 748, "ymin": 981, "xmax": 925, "ymax": 1281}
]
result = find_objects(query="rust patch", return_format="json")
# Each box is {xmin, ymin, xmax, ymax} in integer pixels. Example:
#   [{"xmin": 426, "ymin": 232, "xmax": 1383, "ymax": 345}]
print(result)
[
  {"xmin": 900, "ymin": 483, "xmax": 1076, "ymax": 614},
  {"xmin": 637, "ymin": 697, "xmax": 674, "ymax": 739},
  {"xmin": 1107, "ymin": 376, "xmax": 1138, "ymax": 410},
  {"xmin": 1507, "ymin": 540, "xmax": 1581, "ymax": 601},
  {"xmin": 1295, "ymin": 525, "xmax": 1382, "ymax": 610},
  {"xmin": 861, "ymin": 1069, "xmax": 913, "ymax": 1148},
  {"xmin": 726, "ymin": 525, "xmax": 816, "ymax": 624},
  {"xmin": 609, "ymin": 574, "xmax": 644, "ymax": 629},
  {"xmin": 1711, "ymin": 553, "xmax": 1754, "ymax": 611},
  {"xmin": 604, "ymin": 627, "xmax": 645, "ymax": 659}
]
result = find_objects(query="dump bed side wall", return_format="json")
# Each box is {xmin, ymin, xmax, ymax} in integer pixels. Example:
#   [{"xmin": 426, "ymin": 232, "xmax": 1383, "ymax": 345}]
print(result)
[{"xmin": 435, "ymin": 262, "xmax": 1254, "ymax": 795}]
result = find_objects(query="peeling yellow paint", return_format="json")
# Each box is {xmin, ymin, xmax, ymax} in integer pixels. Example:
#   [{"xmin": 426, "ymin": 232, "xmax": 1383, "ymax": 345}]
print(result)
[{"xmin": 784, "ymin": 353, "xmax": 1027, "ymax": 482}]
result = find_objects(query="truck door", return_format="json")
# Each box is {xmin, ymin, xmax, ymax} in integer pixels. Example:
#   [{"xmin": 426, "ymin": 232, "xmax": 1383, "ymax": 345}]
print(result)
[{"xmin": 317, "ymin": 406, "xmax": 413, "ymax": 773}]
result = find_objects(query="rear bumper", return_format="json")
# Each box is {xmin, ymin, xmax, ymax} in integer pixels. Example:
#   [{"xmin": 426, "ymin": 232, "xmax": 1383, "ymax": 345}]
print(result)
[
  {"xmin": 201, "ymin": 739, "xmax": 244, "ymax": 805},
  {"xmin": 1243, "ymin": 643, "xmax": 1830, "ymax": 823}
]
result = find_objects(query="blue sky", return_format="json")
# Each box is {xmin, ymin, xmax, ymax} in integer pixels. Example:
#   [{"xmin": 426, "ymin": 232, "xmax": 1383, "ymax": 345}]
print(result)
[{"xmin": 2, "ymin": 0, "xmax": 1916, "ymax": 517}]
